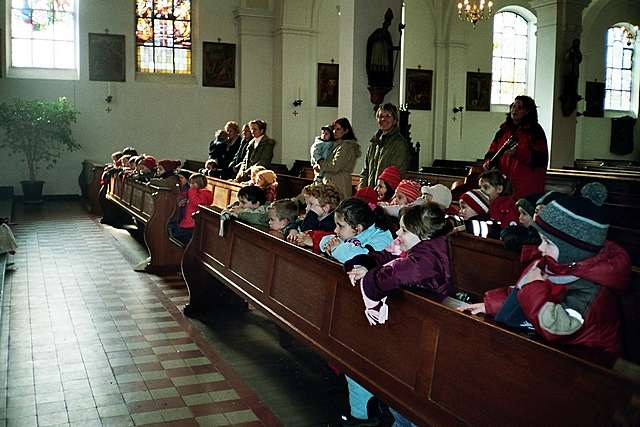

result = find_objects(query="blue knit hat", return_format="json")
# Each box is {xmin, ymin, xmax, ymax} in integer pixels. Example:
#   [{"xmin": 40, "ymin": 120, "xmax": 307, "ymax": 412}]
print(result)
[{"xmin": 534, "ymin": 182, "xmax": 609, "ymax": 263}]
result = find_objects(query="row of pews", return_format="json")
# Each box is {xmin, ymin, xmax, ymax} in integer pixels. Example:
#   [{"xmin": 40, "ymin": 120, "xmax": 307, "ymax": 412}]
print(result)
[{"xmin": 95, "ymin": 159, "xmax": 640, "ymax": 425}]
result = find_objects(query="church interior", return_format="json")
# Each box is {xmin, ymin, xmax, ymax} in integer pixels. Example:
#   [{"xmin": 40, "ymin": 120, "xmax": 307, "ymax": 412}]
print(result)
[{"xmin": 0, "ymin": 0, "xmax": 639, "ymax": 426}]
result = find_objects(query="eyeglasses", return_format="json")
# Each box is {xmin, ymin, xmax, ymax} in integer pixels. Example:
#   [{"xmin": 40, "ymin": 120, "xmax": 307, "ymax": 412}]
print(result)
[{"xmin": 377, "ymin": 114, "xmax": 393, "ymax": 119}]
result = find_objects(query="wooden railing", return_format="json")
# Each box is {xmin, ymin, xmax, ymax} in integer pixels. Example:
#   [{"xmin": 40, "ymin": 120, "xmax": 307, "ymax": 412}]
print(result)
[
  {"xmin": 181, "ymin": 206, "xmax": 638, "ymax": 426},
  {"xmin": 79, "ymin": 160, "xmax": 105, "ymax": 215},
  {"xmin": 106, "ymin": 175, "xmax": 182, "ymax": 273}
]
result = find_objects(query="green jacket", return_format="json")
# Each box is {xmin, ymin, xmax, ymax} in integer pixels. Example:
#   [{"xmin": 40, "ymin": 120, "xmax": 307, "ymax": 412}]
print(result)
[
  {"xmin": 321, "ymin": 139, "xmax": 361, "ymax": 198},
  {"xmin": 359, "ymin": 127, "xmax": 411, "ymax": 189},
  {"xmin": 235, "ymin": 204, "xmax": 269, "ymax": 227}
]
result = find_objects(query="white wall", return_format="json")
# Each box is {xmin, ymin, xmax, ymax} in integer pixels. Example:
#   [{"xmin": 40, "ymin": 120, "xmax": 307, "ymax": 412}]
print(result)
[{"xmin": 577, "ymin": 0, "xmax": 640, "ymax": 161}]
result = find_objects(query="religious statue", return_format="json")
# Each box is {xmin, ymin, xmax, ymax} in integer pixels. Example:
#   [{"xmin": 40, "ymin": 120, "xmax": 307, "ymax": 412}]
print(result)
[
  {"xmin": 560, "ymin": 38, "xmax": 583, "ymax": 116},
  {"xmin": 366, "ymin": 8, "xmax": 403, "ymax": 105}
]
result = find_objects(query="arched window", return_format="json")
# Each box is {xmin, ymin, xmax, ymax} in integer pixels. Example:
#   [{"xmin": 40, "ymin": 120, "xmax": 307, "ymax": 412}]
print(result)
[
  {"xmin": 605, "ymin": 25, "xmax": 636, "ymax": 112},
  {"xmin": 136, "ymin": 0, "xmax": 192, "ymax": 74},
  {"xmin": 491, "ymin": 9, "xmax": 536, "ymax": 105},
  {"xmin": 8, "ymin": 0, "xmax": 78, "ymax": 80}
]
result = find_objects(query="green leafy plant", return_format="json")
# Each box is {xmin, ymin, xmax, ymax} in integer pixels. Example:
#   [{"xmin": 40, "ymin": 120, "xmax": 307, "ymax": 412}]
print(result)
[{"xmin": 0, "ymin": 97, "xmax": 80, "ymax": 181}]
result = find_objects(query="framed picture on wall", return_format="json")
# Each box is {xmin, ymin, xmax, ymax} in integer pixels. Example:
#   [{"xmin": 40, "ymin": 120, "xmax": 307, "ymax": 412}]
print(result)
[
  {"xmin": 466, "ymin": 72, "xmax": 492, "ymax": 111},
  {"xmin": 88, "ymin": 33, "xmax": 126, "ymax": 82},
  {"xmin": 203, "ymin": 42, "xmax": 235, "ymax": 88},
  {"xmin": 405, "ymin": 68, "xmax": 433, "ymax": 110},
  {"xmin": 317, "ymin": 63, "xmax": 339, "ymax": 107}
]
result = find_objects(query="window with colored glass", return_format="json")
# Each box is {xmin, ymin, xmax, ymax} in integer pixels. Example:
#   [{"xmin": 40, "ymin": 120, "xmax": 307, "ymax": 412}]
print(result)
[
  {"xmin": 9, "ymin": 0, "xmax": 77, "ymax": 70},
  {"xmin": 135, "ymin": 0, "xmax": 192, "ymax": 74}
]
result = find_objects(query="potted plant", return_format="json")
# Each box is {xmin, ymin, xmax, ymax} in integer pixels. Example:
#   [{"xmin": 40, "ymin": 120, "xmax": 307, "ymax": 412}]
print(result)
[{"xmin": 0, "ymin": 97, "xmax": 80, "ymax": 203}]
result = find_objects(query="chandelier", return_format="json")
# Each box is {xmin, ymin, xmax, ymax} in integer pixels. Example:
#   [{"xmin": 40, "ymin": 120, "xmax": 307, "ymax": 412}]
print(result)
[
  {"xmin": 457, "ymin": 0, "xmax": 493, "ymax": 26},
  {"xmin": 623, "ymin": 25, "xmax": 638, "ymax": 46}
]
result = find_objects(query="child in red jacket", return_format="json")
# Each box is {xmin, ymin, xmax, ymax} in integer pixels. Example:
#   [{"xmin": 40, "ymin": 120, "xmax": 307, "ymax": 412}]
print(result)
[
  {"xmin": 479, "ymin": 169, "xmax": 519, "ymax": 229},
  {"xmin": 458, "ymin": 183, "xmax": 630, "ymax": 357},
  {"xmin": 169, "ymin": 173, "xmax": 213, "ymax": 244}
]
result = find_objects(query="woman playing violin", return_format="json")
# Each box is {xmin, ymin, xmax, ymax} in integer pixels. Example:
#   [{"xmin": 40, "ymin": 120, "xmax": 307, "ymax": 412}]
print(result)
[{"xmin": 483, "ymin": 95, "xmax": 548, "ymax": 199}]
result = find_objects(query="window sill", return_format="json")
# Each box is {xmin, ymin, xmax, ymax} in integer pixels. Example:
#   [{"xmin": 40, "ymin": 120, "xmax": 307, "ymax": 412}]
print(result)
[
  {"xmin": 7, "ymin": 67, "xmax": 79, "ymax": 81},
  {"xmin": 135, "ymin": 72, "xmax": 197, "ymax": 84}
]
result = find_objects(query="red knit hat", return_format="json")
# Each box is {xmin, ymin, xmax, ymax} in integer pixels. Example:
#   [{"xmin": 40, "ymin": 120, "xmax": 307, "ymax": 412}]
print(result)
[
  {"xmin": 378, "ymin": 166, "xmax": 401, "ymax": 190},
  {"xmin": 158, "ymin": 159, "xmax": 181, "ymax": 174},
  {"xmin": 395, "ymin": 179, "xmax": 421, "ymax": 203},
  {"xmin": 460, "ymin": 189, "xmax": 490, "ymax": 215},
  {"xmin": 141, "ymin": 155, "xmax": 157, "ymax": 170},
  {"xmin": 355, "ymin": 186, "xmax": 378, "ymax": 206}
]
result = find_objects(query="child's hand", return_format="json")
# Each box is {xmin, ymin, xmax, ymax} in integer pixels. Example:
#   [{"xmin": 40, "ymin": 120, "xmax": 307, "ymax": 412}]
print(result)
[
  {"xmin": 324, "ymin": 236, "xmax": 341, "ymax": 253},
  {"xmin": 347, "ymin": 266, "xmax": 368, "ymax": 286},
  {"xmin": 295, "ymin": 233, "xmax": 312, "ymax": 247},
  {"xmin": 286, "ymin": 229, "xmax": 299, "ymax": 242},
  {"xmin": 230, "ymin": 206, "xmax": 242, "ymax": 214},
  {"xmin": 456, "ymin": 302, "xmax": 486, "ymax": 315}
]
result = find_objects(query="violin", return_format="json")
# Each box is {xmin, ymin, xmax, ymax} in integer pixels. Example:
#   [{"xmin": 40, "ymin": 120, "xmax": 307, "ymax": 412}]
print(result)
[{"xmin": 487, "ymin": 135, "xmax": 518, "ymax": 170}]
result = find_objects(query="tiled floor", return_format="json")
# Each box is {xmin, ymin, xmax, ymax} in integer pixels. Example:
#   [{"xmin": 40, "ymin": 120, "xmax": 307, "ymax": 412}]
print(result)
[{"xmin": 0, "ymin": 201, "xmax": 344, "ymax": 426}]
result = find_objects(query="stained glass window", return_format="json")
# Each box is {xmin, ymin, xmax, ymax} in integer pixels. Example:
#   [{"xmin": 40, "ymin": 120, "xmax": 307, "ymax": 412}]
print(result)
[
  {"xmin": 136, "ymin": 0, "xmax": 192, "ymax": 74},
  {"xmin": 10, "ymin": 0, "xmax": 77, "ymax": 70},
  {"xmin": 491, "ymin": 11, "xmax": 530, "ymax": 105},
  {"xmin": 605, "ymin": 26, "xmax": 634, "ymax": 111}
]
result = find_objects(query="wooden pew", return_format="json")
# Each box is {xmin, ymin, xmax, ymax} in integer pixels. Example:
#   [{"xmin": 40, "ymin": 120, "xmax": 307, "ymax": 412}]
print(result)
[
  {"xmin": 106, "ymin": 175, "xmax": 183, "ymax": 272},
  {"xmin": 182, "ymin": 207, "xmax": 638, "ymax": 426},
  {"xmin": 79, "ymin": 160, "xmax": 105, "ymax": 215},
  {"xmin": 449, "ymin": 231, "xmax": 640, "ymax": 365}
]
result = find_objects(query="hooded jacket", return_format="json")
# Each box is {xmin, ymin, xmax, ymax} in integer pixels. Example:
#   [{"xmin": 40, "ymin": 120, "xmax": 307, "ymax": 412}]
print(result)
[{"xmin": 484, "ymin": 241, "xmax": 630, "ymax": 356}]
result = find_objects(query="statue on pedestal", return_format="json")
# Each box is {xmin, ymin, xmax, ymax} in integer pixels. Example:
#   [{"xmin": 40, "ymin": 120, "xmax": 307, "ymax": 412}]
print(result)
[
  {"xmin": 366, "ymin": 8, "xmax": 403, "ymax": 105},
  {"xmin": 560, "ymin": 38, "xmax": 583, "ymax": 116}
]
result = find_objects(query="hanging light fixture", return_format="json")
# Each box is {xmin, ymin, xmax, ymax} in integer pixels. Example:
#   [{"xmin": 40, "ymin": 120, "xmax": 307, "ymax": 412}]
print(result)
[
  {"xmin": 457, "ymin": 0, "xmax": 494, "ymax": 27},
  {"xmin": 622, "ymin": 24, "xmax": 638, "ymax": 46}
]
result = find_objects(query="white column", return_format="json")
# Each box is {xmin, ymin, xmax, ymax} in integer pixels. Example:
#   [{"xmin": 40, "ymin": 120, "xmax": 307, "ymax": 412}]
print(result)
[{"xmin": 530, "ymin": 0, "xmax": 591, "ymax": 168}]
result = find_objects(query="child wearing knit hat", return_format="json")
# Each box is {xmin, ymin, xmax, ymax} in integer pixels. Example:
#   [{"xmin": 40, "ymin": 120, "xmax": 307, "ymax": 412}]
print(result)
[
  {"xmin": 421, "ymin": 184, "xmax": 452, "ymax": 210},
  {"xmin": 375, "ymin": 166, "xmax": 401, "ymax": 202},
  {"xmin": 458, "ymin": 189, "xmax": 490, "ymax": 220},
  {"xmin": 157, "ymin": 159, "xmax": 182, "ymax": 178},
  {"xmin": 458, "ymin": 182, "xmax": 631, "ymax": 356}
]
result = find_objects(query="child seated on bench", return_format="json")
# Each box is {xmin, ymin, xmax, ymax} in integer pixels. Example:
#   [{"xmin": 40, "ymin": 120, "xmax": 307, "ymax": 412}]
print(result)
[
  {"xmin": 479, "ymin": 169, "xmax": 519, "ymax": 228},
  {"xmin": 255, "ymin": 169, "xmax": 278, "ymax": 202},
  {"xmin": 344, "ymin": 202, "xmax": 453, "ymax": 427},
  {"xmin": 458, "ymin": 182, "xmax": 631, "ymax": 357},
  {"xmin": 287, "ymin": 183, "xmax": 341, "ymax": 243},
  {"xmin": 267, "ymin": 199, "xmax": 299, "ymax": 236},
  {"xmin": 319, "ymin": 198, "xmax": 392, "ymax": 264},
  {"xmin": 375, "ymin": 165, "xmax": 401, "ymax": 202},
  {"xmin": 228, "ymin": 185, "xmax": 269, "ymax": 227},
  {"xmin": 169, "ymin": 173, "xmax": 213, "ymax": 244}
]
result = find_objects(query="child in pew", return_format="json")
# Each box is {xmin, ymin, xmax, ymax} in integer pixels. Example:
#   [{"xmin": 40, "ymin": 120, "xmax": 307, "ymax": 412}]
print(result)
[
  {"xmin": 449, "ymin": 188, "xmax": 503, "ymax": 239},
  {"xmin": 500, "ymin": 193, "xmax": 544, "ymax": 253},
  {"xmin": 457, "ymin": 182, "xmax": 631, "ymax": 357},
  {"xmin": 267, "ymin": 199, "xmax": 299, "ymax": 235},
  {"xmin": 148, "ymin": 159, "xmax": 181, "ymax": 187},
  {"xmin": 227, "ymin": 185, "xmax": 269, "ymax": 227},
  {"xmin": 255, "ymin": 169, "xmax": 278, "ymax": 202},
  {"xmin": 344, "ymin": 202, "xmax": 453, "ymax": 427},
  {"xmin": 287, "ymin": 183, "xmax": 341, "ymax": 244},
  {"xmin": 320, "ymin": 198, "xmax": 393, "ymax": 264},
  {"xmin": 136, "ymin": 156, "xmax": 157, "ymax": 182},
  {"xmin": 375, "ymin": 165, "xmax": 402, "ymax": 202},
  {"xmin": 378, "ymin": 179, "xmax": 422, "ymax": 218},
  {"xmin": 168, "ymin": 173, "xmax": 213, "ymax": 245},
  {"xmin": 310, "ymin": 125, "xmax": 334, "ymax": 183},
  {"xmin": 479, "ymin": 169, "xmax": 519, "ymax": 228},
  {"xmin": 241, "ymin": 165, "xmax": 266, "ymax": 187},
  {"xmin": 200, "ymin": 159, "xmax": 217, "ymax": 177}
]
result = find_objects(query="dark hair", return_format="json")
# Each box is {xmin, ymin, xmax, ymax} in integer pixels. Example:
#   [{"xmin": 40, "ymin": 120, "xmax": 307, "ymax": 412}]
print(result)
[
  {"xmin": 505, "ymin": 95, "xmax": 539, "ymax": 125},
  {"xmin": 400, "ymin": 202, "xmax": 451, "ymax": 240},
  {"xmin": 189, "ymin": 173, "xmax": 207, "ymax": 189},
  {"xmin": 379, "ymin": 180, "xmax": 395, "ymax": 201},
  {"xmin": 479, "ymin": 169, "xmax": 513, "ymax": 196},
  {"xmin": 250, "ymin": 119, "xmax": 267, "ymax": 133},
  {"xmin": 122, "ymin": 147, "xmax": 138, "ymax": 156},
  {"xmin": 332, "ymin": 117, "xmax": 357, "ymax": 141},
  {"xmin": 238, "ymin": 185, "xmax": 267, "ymax": 206},
  {"xmin": 334, "ymin": 198, "xmax": 388, "ymax": 231},
  {"xmin": 320, "ymin": 125, "xmax": 334, "ymax": 141}
]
